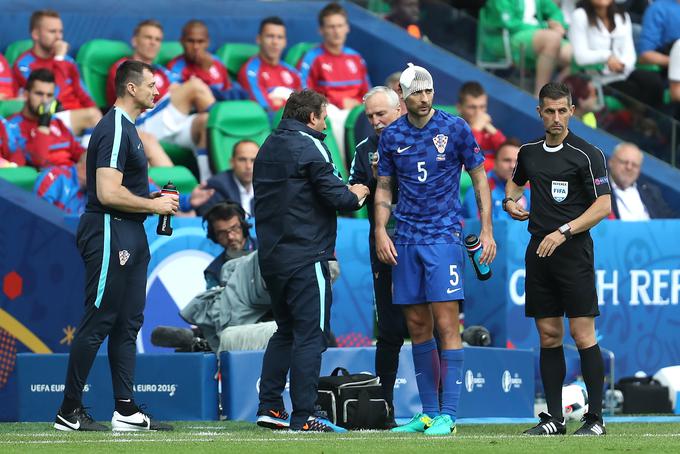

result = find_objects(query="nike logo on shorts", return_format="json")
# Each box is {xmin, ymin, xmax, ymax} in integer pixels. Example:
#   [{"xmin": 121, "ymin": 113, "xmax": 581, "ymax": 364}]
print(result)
[{"xmin": 446, "ymin": 288, "xmax": 461, "ymax": 294}]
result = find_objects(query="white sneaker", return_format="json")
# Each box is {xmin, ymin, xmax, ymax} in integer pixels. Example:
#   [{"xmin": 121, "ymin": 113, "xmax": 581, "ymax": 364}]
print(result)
[{"xmin": 111, "ymin": 411, "xmax": 151, "ymax": 431}]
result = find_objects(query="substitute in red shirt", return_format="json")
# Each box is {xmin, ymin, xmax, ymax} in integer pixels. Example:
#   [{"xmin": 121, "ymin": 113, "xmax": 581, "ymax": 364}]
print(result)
[
  {"xmin": 13, "ymin": 10, "xmax": 101, "ymax": 137},
  {"xmin": 298, "ymin": 5, "xmax": 370, "ymax": 109},
  {"xmin": 5, "ymin": 69, "xmax": 84, "ymax": 168},
  {"xmin": 238, "ymin": 16, "xmax": 301, "ymax": 111},
  {"xmin": 106, "ymin": 57, "xmax": 180, "ymax": 106},
  {"xmin": 167, "ymin": 20, "xmax": 231, "ymax": 92},
  {"xmin": 0, "ymin": 53, "xmax": 17, "ymax": 99},
  {"xmin": 456, "ymin": 81, "xmax": 507, "ymax": 171}
]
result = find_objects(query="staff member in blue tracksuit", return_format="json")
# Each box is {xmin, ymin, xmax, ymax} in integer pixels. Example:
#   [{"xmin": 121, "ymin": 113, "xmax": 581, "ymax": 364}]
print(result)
[
  {"xmin": 54, "ymin": 61, "xmax": 177, "ymax": 432},
  {"xmin": 348, "ymin": 86, "xmax": 407, "ymax": 428},
  {"xmin": 254, "ymin": 89, "xmax": 369, "ymax": 433}
]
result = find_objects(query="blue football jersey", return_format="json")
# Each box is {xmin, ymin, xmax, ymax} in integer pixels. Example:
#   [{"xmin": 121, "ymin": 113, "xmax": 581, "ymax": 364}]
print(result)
[{"xmin": 377, "ymin": 110, "xmax": 484, "ymax": 244}]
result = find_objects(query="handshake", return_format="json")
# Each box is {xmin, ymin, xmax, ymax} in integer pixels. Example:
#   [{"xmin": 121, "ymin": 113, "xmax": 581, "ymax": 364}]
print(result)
[{"xmin": 349, "ymin": 183, "xmax": 370, "ymax": 207}]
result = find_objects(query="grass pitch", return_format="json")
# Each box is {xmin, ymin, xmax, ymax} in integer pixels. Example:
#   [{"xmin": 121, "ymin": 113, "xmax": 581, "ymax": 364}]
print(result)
[{"xmin": 1, "ymin": 420, "xmax": 680, "ymax": 453}]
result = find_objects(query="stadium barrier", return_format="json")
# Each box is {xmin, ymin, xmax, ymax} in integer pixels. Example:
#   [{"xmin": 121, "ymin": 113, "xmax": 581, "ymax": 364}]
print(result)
[
  {"xmin": 220, "ymin": 346, "xmax": 534, "ymax": 420},
  {"xmin": 17, "ymin": 352, "xmax": 218, "ymax": 421}
]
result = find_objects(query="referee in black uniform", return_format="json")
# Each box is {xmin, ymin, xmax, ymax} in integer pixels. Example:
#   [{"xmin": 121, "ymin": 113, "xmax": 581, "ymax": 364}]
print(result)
[
  {"xmin": 348, "ymin": 86, "xmax": 408, "ymax": 427},
  {"xmin": 504, "ymin": 83, "xmax": 611, "ymax": 436},
  {"xmin": 254, "ymin": 89, "xmax": 369, "ymax": 432},
  {"xmin": 54, "ymin": 61, "xmax": 177, "ymax": 432}
]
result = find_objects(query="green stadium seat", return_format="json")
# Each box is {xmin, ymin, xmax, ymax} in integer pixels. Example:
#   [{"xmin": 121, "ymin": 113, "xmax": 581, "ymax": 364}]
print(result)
[
  {"xmin": 159, "ymin": 141, "xmax": 198, "ymax": 180},
  {"xmin": 216, "ymin": 43, "xmax": 259, "ymax": 79},
  {"xmin": 284, "ymin": 42, "xmax": 316, "ymax": 67},
  {"xmin": 0, "ymin": 99, "xmax": 24, "ymax": 118},
  {"xmin": 4, "ymin": 39, "xmax": 32, "ymax": 66},
  {"xmin": 367, "ymin": 0, "xmax": 391, "ymax": 14},
  {"xmin": 0, "ymin": 166, "xmax": 38, "ymax": 191},
  {"xmin": 344, "ymin": 104, "xmax": 365, "ymax": 164},
  {"xmin": 475, "ymin": 7, "xmax": 513, "ymax": 70},
  {"xmin": 76, "ymin": 39, "xmax": 132, "ymax": 108},
  {"xmin": 148, "ymin": 165, "xmax": 198, "ymax": 194},
  {"xmin": 271, "ymin": 108, "xmax": 349, "ymax": 182},
  {"xmin": 207, "ymin": 100, "xmax": 271, "ymax": 172},
  {"xmin": 434, "ymin": 104, "xmax": 459, "ymax": 116},
  {"xmin": 154, "ymin": 41, "xmax": 183, "ymax": 67}
]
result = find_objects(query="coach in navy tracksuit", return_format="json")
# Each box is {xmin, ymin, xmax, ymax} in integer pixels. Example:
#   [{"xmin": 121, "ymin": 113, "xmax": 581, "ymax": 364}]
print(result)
[
  {"xmin": 254, "ymin": 89, "xmax": 369, "ymax": 432},
  {"xmin": 54, "ymin": 61, "xmax": 177, "ymax": 432}
]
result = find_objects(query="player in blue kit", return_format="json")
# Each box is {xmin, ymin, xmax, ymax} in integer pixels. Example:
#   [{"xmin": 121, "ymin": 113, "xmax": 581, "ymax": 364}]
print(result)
[{"xmin": 375, "ymin": 63, "xmax": 496, "ymax": 436}]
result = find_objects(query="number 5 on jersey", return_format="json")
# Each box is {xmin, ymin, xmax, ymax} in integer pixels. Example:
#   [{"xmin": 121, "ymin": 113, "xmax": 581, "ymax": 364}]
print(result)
[{"xmin": 417, "ymin": 161, "xmax": 427, "ymax": 182}]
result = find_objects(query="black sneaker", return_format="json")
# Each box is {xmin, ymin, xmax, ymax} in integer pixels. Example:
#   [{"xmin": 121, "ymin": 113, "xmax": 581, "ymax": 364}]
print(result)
[
  {"xmin": 298, "ymin": 417, "xmax": 347, "ymax": 433},
  {"xmin": 111, "ymin": 405, "xmax": 173, "ymax": 431},
  {"xmin": 523, "ymin": 412, "xmax": 566, "ymax": 435},
  {"xmin": 383, "ymin": 405, "xmax": 398, "ymax": 430},
  {"xmin": 256, "ymin": 408, "xmax": 290, "ymax": 430},
  {"xmin": 54, "ymin": 407, "xmax": 108, "ymax": 432},
  {"xmin": 574, "ymin": 412, "xmax": 606, "ymax": 436}
]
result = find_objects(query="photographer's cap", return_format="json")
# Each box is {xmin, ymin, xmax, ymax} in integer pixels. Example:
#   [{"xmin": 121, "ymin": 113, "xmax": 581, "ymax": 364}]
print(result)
[{"xmin": 399, "ymin": 63, "xmax": 433, "ymax": 99}]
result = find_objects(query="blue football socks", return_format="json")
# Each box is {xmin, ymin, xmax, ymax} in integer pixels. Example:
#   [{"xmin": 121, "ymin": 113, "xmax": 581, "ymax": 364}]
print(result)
[{"xmin": 412, "ymin": 338, "xmax": 441, "ymax": 416}]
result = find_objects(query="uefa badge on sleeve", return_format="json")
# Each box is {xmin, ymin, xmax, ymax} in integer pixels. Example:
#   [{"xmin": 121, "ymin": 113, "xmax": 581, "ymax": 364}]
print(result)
[{"xmin": 433, "ymin": 134, "xmax": 448, "ymax": 161}]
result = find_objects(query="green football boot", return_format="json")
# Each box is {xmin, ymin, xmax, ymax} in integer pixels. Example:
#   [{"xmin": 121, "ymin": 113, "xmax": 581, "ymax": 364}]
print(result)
[
  {"xmin": 423, "ymin": 414, "xmax": 456, "ymax": 436},
  {"xmin": 390, "ymin": 412, "xmax": 433, "ymax": 433}
]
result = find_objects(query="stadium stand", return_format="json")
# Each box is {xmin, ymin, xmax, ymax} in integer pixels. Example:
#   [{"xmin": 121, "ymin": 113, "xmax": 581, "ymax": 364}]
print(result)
[
  {"xmin": 0, "ymin": 165, "xmax": 38, "ymax": 190},
  {"xmin": 207, "ymin": 100, "xmax": 270, "ymax": 173},
  {"xmin": 76, "ymin": 39, "xmax": 132, "ymax": 108},
  {"xmin": 4, "ymin": 39, "xmax": 31, "ymax": 66},
  {"xmin": 154, "ymin": 40, "xmax": 183, "ymax": 66},
  {"xmin": 2, "ymin": 0, "xmax": 680, "ymax": 426},
  {"xmin": 217, "ymin": 42, "xmax": 259, "ymax": 79}
]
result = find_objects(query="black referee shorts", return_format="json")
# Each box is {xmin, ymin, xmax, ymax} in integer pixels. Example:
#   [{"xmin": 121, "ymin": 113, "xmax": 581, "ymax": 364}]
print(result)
[{"xmin": 524, "ymin": 232, "xmax": 599, "ymax": 319}]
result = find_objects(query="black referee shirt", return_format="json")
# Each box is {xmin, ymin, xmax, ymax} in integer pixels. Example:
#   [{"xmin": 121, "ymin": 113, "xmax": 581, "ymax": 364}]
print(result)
[
  {"xmin": 85, "ymin": 107, "xmax": 150, "ymax": 222},
  {"xmin": 512, "ymin": 131, "xmax": 611, "ymax": 237}
]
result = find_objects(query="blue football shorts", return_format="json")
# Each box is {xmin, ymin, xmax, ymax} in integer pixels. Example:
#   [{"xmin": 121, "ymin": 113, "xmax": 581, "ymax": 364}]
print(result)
[{"xmin": 392, "ymin": 243, "xmax": 466, "ymax": 305}]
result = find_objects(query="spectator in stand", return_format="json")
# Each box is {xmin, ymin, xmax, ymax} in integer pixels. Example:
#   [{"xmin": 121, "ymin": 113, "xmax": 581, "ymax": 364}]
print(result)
[
  {"xmin": 299, "ymin": 2, "xmax": 371, "ymax": 161},
  {"xmin": 462, "ymin": 138, "xmax": 530, "ymax": 219},
  {"xmin": 0, "ymin": 53, "xmax": 17, "ymax": 99},
  {"xmin": 13, "ymin": 10, "xmax": 101, "ymax": 137},
  {"xmin": 33, "ymin": 153, "xmax": 87, "ymax": 215},
  {"xmin": 238, "ymin": 17, "xmax": 302, "ymax": 112},
  {"xmin": 637, "ymin": 0, "xmax": 680, "ymax": 70},
  {"xmin": 608, "ymin": 142, "xmax": 677, "ymax": 219},
  {"xmin": 4, "ymin": 69, "xmax": 84, "ymax": 168},
  {"xmin": 484, "ymin": 0, "xmax": 572, "ymax": 97},
  {"xmin": 563, "ymin": 74, "xmax": 599, "ymax": 128},
  {"xmin": 107, "ymin": 19, "xmax": 216, "ymax": 180},
  {"xmin": 202, "ymin": 201, "xmax": 257, "ymax": 289},
  {"xmin": 456, "ymin": 81, "xmax": 506, "ymax": 171},
  {"xmin": 668, "ymin": 39, "xmax": 680, "ymax": 105},
  {"xmin": 194, "ymin": 140, "xmax": 259, "ymax": 217},
  {"xmin": 569, "ymin": 0, "xmax": 664, "ymax": 109},
  {"xmin": 386, "ymin": 0, "xmax": 423, "ymax": 39}
]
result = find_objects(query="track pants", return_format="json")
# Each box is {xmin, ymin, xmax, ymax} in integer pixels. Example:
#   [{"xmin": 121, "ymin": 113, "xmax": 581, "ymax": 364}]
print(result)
[
  {"xmin": 63, "ymin": 213, "xmax": 149, "ymax": 403},
  {"xmin": 258, "ymin": 261, "xmax": 332, "ymax": 430}
]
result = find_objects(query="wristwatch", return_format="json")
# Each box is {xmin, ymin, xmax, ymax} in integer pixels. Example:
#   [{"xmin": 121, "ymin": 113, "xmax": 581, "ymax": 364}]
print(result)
[
  {"xmin": 501, "ymin": 197, "xmax": 515, "ymax": 212},
  {"xmin": 559, "ymin": 223, "xmax": 573, "ymax": 240}
]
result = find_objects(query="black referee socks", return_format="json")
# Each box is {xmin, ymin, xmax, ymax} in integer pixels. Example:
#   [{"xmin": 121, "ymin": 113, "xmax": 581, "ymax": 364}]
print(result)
[
  {"xmin": 540, "ymin": 345, "xmax": 566, "ymax": 419},
  {"xmin": 579, "ymin": 344, "xmax": 604, "ymax": 417}
]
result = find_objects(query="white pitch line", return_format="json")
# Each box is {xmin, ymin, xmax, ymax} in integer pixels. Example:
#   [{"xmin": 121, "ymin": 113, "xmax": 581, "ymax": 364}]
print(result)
[{"xmin": 3, "ymin": 433, "xmax": 680, "ymax": 444}]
